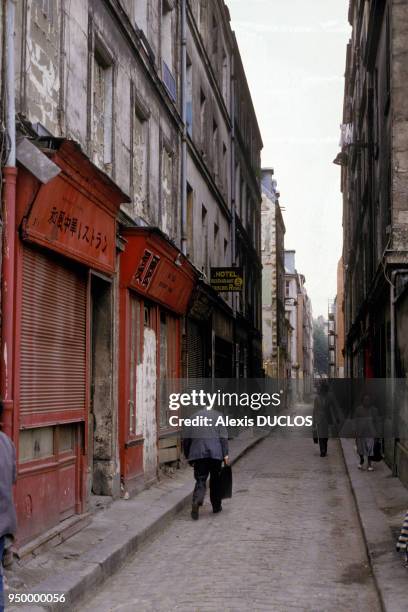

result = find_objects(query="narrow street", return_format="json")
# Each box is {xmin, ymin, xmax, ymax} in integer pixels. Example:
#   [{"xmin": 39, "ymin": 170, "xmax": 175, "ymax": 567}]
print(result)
[{"xmin": 79, "ymin": 407, "xmax": 381, "ymax": 612}]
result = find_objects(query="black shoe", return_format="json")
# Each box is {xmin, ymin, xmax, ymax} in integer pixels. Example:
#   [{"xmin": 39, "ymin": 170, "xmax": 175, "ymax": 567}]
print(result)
[
  {"xmin": 213, "ymin": 505, "xmax": 222, "ymax": 514},
  {"xmin": 191, "ymin": 503, "xmax": 199, "ymax": 520},
  {"xmin": 320, "ymin": 452, "xmax": 327, "ymax": 457}
]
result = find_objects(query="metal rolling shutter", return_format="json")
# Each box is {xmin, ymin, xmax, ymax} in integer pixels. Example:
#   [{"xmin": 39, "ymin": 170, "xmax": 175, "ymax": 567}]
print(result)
[
  {"xmin": 187, "ymin": 320, "xmax": 205, "ymax": 379},
  {"xmin": 20, "ymin": 246, "xmax": 87, "ymax": 418}
]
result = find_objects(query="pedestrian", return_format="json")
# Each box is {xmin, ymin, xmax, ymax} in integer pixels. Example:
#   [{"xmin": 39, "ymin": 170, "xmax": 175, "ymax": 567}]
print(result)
[
  {"xmin": 0, "ymin": 400, "xmax": 17, "ymax": 612},
  {"xmin": 396, "ymin": 508, "xmax": 408, "ymax": 567},
  {"xmin": 182, "ymin": 407, "xmax": 229, "ymax": 520},
  {"xmin": 355, "ymin": 394, "xmax": 377, "ymax": 471},
  {"xmin": 313, "ymin": 381, "xmax": 333, "ymax": 457}
]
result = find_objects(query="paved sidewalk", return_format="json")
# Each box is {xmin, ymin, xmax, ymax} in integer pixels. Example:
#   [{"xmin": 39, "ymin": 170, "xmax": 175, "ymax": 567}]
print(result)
[
  {"xmin": 341, "ymin": 438, "xmax": 408, "ymax": 612},
  {"xmin": 5, "ymin": 428, "xmax": 269, "ymax": 612}
]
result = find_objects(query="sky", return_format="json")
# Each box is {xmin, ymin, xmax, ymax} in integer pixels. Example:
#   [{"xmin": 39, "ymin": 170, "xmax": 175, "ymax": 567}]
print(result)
[{"xmin": 228, "ymin": 0, "xmax": 351, "ymax": 317}]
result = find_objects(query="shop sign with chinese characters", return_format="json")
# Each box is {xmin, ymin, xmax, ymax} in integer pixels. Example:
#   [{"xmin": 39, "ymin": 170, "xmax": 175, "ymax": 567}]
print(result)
[
  {"xmin": 121, "ymin": 229, "xmax": 198, "ymax": 315},
  {"xmin": 210, "ymin": 267, "xmax": 244, "ymax": 292},
  {"xmin": 23, "ymin": 177, "xmax": 116, "ymax": 273}
]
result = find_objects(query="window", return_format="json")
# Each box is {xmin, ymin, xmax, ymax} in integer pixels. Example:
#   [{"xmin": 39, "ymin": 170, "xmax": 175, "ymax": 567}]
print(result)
[
  {"xmin": 187, "ymin": 183, "xmax": 194, "ymax": 260},
  {"xmin": 285, "ymin": 281, "xmax": 290, "ymax": 298},
  {"xmin": 34, "ymin": 0, "xmax": 54, "ymax": 23},
  {"xmin": 222, "ymin": 49, "xmax": 228, "ymax": 103},
  {"xmin": 224, "ymin": 238, "xmax": 228, "ymax": 261},
  {"xmin": 186, "ymin": 57, "xmax": 193, "ymax": 136},
  {"xmin": 92, "ymin": 47, "xmax": 113, "ymax": 169},
  {"xmin": 222, "ymin": 142, "xmax": 227, "ymax": 196},
  {"xmin": 200, "ymin": 89, "xmax": 206, "ymax": 149},
  {"xmin": 161, "ymin": 0, "xmax": 175, "ymax": 100},
  {"xmin": 134, "ymin": 0, "xmax": 147, "ymax": 33},
  {"xmin": 197, "ymin": 0, "xmax": 208, "ymax": 35},
  {"xmin": 213, "ymin": 223, "xmax": 219, "ymax": 265},
  {"xmin": 201, "ymin": 205, "xmax": 208, "ymax": 274},
  {"xmin": 161, "ymin": 145, "xmax": 173, "ymax": 235},
  {"xmin": 132, "ymin": 100, "xmax": 149, "ymax": 217},
  {"xmin": 212, "ymin": 119, "xmax": 219, "ymax": 177},
  {"xmin": 212, "ymin": 14, "xmax": 218, "ymax": 59},
  {"xmin": 19, "ymin": 427, "xmax": 54, "ymax": 463},
  {"xmin": 240, "ymin": 180, "xmax": 246, "ymax": 221}
]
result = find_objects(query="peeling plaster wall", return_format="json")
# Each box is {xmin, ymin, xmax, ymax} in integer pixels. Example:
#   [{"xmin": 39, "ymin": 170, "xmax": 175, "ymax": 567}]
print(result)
[
  {"xmin": 15, "ymin": 0, "xmax": 181, "ymax": 243},
  {"xmin": 392, "ymin": 0, "xmax": 408, "ymax": 252},
  {"xmin": 137, "ymin": 328, "xmax": 158, "ymax": 481},
  {"xmin": 23, "ymin": 1, "xmax": 60, "ymax": 131}
]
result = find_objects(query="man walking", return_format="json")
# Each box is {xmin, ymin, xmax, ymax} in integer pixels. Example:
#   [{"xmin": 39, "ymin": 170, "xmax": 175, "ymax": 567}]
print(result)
[
  {"xmin": 0, "ymin": 401, "xmax": 17, "ymax": 612},
  {"xmin": 183, "ymin": 407, "xmax": 229, "ymax": 520}
]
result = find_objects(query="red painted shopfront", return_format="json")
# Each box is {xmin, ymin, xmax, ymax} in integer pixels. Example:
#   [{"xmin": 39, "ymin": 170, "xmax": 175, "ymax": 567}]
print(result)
[
  {"xmin": 12, "ymin": 140, "xmax": 129, "ymax": 544},
  {"xmin": 119, "ymin": 228, "xmax": 198, "ymax": 492}
]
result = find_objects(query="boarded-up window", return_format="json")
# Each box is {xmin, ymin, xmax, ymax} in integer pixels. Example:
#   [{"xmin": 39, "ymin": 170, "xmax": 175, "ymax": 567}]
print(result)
[
  {"xmin": 161, "ymin": 146, "xmax": 173, "ymax": 235},
  {"xmin": 92, "ymin": 49, "xmax": 113, "ymax": 169},
  {"xmin": 133, "ymin": 110, "xmax": 149, "ymax": 216}
]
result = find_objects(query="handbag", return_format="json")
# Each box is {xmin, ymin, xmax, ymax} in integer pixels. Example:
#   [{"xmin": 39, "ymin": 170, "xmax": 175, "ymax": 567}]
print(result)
[
  {"xmin": 369, "ymin": 438, "xmax": 383, "ymax": 463},
  {"xmin": 219, "ymin": 464, "xmax": 232, "ymax": 499}
]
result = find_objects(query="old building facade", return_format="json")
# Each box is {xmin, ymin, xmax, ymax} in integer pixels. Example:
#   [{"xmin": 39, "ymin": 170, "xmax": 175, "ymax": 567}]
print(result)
[
  {"xmin": 339, "ymin": 0, "xmax": 408, "ymax": 480},
  {"xmin": 284, "ymin": 250, "xmax": 313, "ymax": 401},
  {"xmin": 261, "ymin": 168, "xmax": 287, "ymax": 379},
  {"xmin": 328, "ymin": 258, "xmax": 345, "ymax": 379},
  {"xmin": 0, "ymin": 0, "xmax": 262, "ymax": 546}
]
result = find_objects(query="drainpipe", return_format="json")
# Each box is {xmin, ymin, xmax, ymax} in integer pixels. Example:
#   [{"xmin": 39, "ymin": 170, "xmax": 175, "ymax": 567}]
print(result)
[
  {"xmin": 1, "ymin": 0, "xmax": 17, "ymax": 438},
  {"xmin": 180, "ymin": 0, "xmax": 187, "ymax": 255},
  {"xmin": 390, "ymin": 268, "xmax": 407, "ymax": 476},
  {"xmin": 230, "ymin": 52, "xmax": 239, "ymax": 377},
  {"xmin": 230, "ymin": 56, "xmax": 236, "ymax": 285}
]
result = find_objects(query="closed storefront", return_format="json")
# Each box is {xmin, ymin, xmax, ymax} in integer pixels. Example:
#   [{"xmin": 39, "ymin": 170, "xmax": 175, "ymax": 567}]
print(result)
[
  {"xmin": 17, "ymin": 247, "xmax": 87, "ymax": 541},
  {"xmin": 13, "ymin": 140, "xmax": 129, "ymax": 545},
  {"xmin": 186, "ymin": 319, "xmax": 206, "ymax": 379},
  {"xmin": 119, "ymin": 228, "xmax": 198, "ymax": 493}
]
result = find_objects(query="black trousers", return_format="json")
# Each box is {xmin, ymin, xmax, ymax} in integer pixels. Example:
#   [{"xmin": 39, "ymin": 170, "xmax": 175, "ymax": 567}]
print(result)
[
  {"xmin": 192, "ymin": 458, "xmax": 222, "ymax": 509},
  {"xmin": 319, "ymin": 438, "xmax": 328, "ymax": 455}
]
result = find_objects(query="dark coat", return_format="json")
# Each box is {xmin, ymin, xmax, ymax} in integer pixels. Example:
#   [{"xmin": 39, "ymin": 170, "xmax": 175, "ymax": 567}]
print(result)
[
  {"xmin": 313, "ymin": 394, "xmax": 333, "ymax": 438},
  {"xmin": 182, "ymin": 409, "xmax": 229, "ymax": 462},
  {"xmin": 0, "ymin": 431, "xmax": 17, "ymax": 538}
]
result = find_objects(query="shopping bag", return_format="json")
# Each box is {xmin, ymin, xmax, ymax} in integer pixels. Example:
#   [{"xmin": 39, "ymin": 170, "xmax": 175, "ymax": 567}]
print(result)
[{"xmin": 219, "ymin": 464, "xmax": 232, "ymax": 499}]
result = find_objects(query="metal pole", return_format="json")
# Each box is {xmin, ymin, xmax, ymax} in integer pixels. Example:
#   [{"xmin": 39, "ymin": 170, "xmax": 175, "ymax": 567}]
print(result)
[
  {"xmin": 1, "ymin": 0, "xmax": 17, "ymax": 437},
  {"xmin": 5, "ymin": 0, "xmax": 16, "ymax": 167},
  {"xmin": 180, "ymin": 0, "xmax": 187, "ymax": 255}
]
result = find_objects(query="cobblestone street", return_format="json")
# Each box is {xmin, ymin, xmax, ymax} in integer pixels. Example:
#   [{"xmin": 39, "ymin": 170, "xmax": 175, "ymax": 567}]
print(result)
[{"xmin": 79, "ymin": 411, "xmax": 381, "ymax": 612}]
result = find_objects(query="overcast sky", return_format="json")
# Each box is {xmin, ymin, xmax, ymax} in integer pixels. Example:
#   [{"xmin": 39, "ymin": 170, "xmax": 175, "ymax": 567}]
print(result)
[{"xmin": 228, "ymin": 0, "xmax": 351, "ymax": 317}]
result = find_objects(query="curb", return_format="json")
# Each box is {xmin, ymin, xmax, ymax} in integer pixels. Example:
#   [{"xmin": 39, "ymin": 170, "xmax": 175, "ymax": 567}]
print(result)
[
  {"xmin": 340, "ymin": 438, "xmax": 408, "ymax": 612},
  {"xmin": 17, "ymin": 429, "xmax": 270, "ymax": 612}
]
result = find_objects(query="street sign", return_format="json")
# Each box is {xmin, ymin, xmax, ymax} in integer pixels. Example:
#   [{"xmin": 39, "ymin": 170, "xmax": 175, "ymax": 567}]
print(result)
[{"xmin": 210, "ymin": 267, "xmax": 244, "ymax": 292}]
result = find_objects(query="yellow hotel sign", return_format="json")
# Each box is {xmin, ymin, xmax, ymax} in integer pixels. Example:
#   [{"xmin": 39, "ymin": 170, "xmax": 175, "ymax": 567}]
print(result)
[{"xmin": 210, "ymin": 267, "xmax": 244, "ymax": 292}]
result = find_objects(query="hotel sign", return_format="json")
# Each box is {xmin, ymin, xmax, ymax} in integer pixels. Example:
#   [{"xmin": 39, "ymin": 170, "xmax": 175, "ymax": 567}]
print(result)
[{"xmin": 210, "ymin": 267, "xmax": 243, "ymax": 293}]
